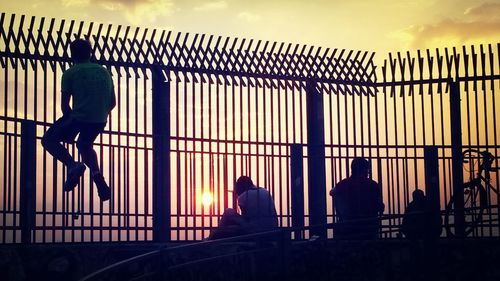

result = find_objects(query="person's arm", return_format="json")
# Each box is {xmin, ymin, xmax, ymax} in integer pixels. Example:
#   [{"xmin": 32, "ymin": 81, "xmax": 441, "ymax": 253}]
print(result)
[
  {"xmin": 377, "ymin": 186, "xmax": 385, "ymax": 214},
  {"xmin": 108, "ymin": 70, "xmax": 116, "ymax": 112},
  {"xmin": 237, "ymin": 192, "xmax": 250, "ymax": 217},
  {"xmin": 371, "ymin": 180, "xmax": 385, "ymax": 214},
  {"xmin": 61, "ymin": 70, "xmax": 72, "ymax": 116},
  {"xmin": 109, "ymin": 85, "xmax": 116, "ymax": 111},
  {"xmin": 380, "ymin": 202, "xmax": 386, "ymax": 214},
  {"xmin": 238, "ymin": 201, "xmax": 248, "ymax": 217},
  {"xmin": 61, "ymin": 90, "xmax": 72, "ymax": 116}
]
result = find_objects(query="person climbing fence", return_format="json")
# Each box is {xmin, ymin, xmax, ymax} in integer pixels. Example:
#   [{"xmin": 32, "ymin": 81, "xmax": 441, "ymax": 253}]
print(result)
[{"xmin": 42, "ymin": 39, "xmax": 116, "ymax": 201}]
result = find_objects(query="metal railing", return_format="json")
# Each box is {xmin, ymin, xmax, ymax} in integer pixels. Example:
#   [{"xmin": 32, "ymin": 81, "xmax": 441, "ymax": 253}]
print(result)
[
  {"xmin": 79, "ymin": 215, "xmax": 467, "ymax": 281},
  {"xmin": 80, "ymin": 229, "xmax": 289, "ymax": 281}
]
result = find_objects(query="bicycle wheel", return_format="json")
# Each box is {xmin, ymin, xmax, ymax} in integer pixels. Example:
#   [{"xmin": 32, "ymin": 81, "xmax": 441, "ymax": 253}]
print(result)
[{"xmin": 444, "ymin": 182, "xmax": 487, "ymax": 237}]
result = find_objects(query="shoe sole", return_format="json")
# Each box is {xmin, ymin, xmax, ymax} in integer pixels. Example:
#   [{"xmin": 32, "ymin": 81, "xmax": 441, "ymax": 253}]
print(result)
[
  {"xmin": 98, "ymin": 189, "xmax": 111, "ymax": 201},
  {"xmin": 64, "ymin": 164, "xmax": 86, "ymax": 192},
  {"xmin": 94, "ymin": 175, "xmax": 111, "ymax": 201}
]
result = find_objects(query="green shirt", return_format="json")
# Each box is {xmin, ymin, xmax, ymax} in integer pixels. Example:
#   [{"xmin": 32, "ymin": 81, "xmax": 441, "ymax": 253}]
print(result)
[{"xmin": 62, "ymin": 62, "xmax": 114, "ymax": 123}]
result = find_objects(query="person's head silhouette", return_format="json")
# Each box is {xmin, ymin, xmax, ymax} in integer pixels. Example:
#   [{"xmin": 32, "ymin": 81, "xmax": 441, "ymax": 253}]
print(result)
[
  {"xmin": 412, "ymin": 189, "xmax": 425, "ymax": 201},
  {"xmin": 70, "ymin": 39, "xmax": 92, "ymax": 63},
  {"xmin": 234, "ymin": 176, "xmax": 254, "ymax": 196},
  {"xmin": 351, "ymin": 157, "xmax": 370, "ymax": 178}
]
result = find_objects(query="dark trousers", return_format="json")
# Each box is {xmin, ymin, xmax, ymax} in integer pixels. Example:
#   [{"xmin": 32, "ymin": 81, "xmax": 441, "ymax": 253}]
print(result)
[{"xmin": 41, "ymin": 115, "xmax": 106, "ymax": 173}]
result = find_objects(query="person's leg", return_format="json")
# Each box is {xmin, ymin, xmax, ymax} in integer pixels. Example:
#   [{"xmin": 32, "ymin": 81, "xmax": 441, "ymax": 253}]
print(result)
[
  {"xmin": 77, "ymin": 122, "xmax": 110, "ymax": 201},
  {"xmin": 219, "ymin": 208, "xmax": 245, "ymax": 226},
  {"xmin": 76, "ymin": 122, "xmax": 106, "ymax": 174},
  {"xmin": 78, "ymin": 142, "xmax": 100, "ymax": 175},
  {"xmin": 41, "ymin": 116, "xmax": 79, "ymax": 167},
  {"xmin": 42, "ymin": 116, "xmax": 86, "ymax": 192},
  {"xmin": 208, "ymin": 208, "xmax": 245, "ymax": 239}
]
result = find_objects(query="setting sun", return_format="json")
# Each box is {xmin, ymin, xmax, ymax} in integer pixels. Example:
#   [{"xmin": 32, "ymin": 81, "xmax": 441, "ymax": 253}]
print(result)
[{"xmin": 201, "ymin": 191, "xmax": 214, "ymax": 207}]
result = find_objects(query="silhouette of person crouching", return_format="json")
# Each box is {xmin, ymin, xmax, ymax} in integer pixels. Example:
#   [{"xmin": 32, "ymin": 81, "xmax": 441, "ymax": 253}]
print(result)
[
  {"xmin": 402, "ymin": 189, "xmax": 442, "ymax": 240},
  {"xmin": 208, "ymin": 176, "xmax": 278, "ymax": 240},
  {"xmin": 330, "ymin": 158, "xmax": 384, "ymax": 239}
]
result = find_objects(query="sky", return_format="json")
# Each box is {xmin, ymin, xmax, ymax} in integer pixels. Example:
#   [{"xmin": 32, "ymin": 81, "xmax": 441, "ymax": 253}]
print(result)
[{"xmin": 1, "ymin": 0, "xmax": 499, "ymax": 57}]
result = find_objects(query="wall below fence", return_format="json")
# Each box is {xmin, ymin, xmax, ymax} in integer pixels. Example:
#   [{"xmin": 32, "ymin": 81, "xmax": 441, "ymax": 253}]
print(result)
[{"xmin": 3, "ymin": 239, "xmax": 500, "ymax": 280}]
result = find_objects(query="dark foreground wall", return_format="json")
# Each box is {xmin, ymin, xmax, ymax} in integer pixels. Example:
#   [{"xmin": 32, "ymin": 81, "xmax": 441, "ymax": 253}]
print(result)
[
  {"xmin": 2, "ymin": 239, "xmax": 500, "ymax": 281},
  {"xmin": 0, "ymin": 243, "xmax": 168, "ymax": 281}
]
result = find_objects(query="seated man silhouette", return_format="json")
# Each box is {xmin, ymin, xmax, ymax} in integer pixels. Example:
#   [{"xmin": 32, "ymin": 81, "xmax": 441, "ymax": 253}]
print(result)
[
  {"xmin": 209, "ymin": 176, "xmax": 279, "ymax": 240},
  {"xmin": 401, "ymin": 189, "xmax": 442, "ymax": 240},
  {"xmin": 41, "ymin": 39, "xmax": 115, "ymax": 201},
  {"xmin": 330, "ymin": 157, "xmax": 385, "ymax": 239}
]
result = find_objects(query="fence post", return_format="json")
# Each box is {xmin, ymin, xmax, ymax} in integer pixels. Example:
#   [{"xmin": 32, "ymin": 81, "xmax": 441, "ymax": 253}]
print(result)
[
  {"xmin": 152, "ymin": 66, "xmax": 171, "ymax": 242},
  {"xmin": 305, "ymin": 81, "xmax": 327, "ymax": 237},
  {"xmin": 424, "ymin": 146, "xmax": 440, "ymax": 212},
  {"xmin": 290, "ymin": 144, "xmax": 304, "ymax": 239},
  {"xmin": 376, "ymin": 158, "xmax": 383, "ymax": 238},
  {"xmin": 449, "ymin": 81, "xmax": 465, "ymax": 236},
  {"xmin": 20, "ymin": 120, "xmax": 36, "ymax": 244}
]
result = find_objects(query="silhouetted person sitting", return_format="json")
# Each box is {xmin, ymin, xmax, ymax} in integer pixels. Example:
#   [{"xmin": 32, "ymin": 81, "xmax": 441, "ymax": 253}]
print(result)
[
  {"xmin": 209, "ymin": 176, "xmax": 278, "ymax": 240},
  {"xmin": 330, "ymin": 157, "xmax": 385, "ymax": 239},
  {"xmin": 42, "ymin": 39, "xmax": 116, "ymax": 201},
  {"xmin": 401, "ymin": 189, "xmax": 442, "ymax": 240}
]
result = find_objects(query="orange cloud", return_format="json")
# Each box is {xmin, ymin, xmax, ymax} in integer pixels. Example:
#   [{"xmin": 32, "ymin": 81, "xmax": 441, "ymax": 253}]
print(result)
[
  {"xmin": 61, "ymin": 0, "xmax": 90, "ymax": 7},
  {"xmin": 62, "ymin": 0, "xmax": 176, "ymax": 24},
  {"xmin": 237, "ymin": 11, "xmax": 261, "ymax": 23},
  {"xmin": 398, "ymin": 2, "xmax": 500, "ymax": 50},
  {"xmin": 121, "ymin": 1, "xmax": 175, "ymax": 25},
  {"xmin": 193, "ymin": 1, "xmax": 228, "ymax": 12},
  {"xmin": 464, "ymin": 2, "xmax": 500, "ymax": 21}
]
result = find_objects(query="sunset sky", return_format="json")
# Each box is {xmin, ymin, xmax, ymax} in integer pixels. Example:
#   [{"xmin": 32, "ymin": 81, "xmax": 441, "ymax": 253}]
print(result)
[{"xmin": 1, "ymin": 0, "xmax": 499, "ymax": 57}]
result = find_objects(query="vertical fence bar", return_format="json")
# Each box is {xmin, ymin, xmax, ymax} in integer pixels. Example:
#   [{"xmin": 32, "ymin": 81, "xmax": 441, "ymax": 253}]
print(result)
[
  {"xmin": 450, "ymin": 81, "xmax": 465, "ymax": 236},
  {"xmin": 125, "ymin": 71, "xmax": 131, "ymax": 241},
  {"xmin": 117, "ymin": 67, "xmax": 122, "ymax": 242},
  {"xmin": 424, "ymin": 146, "xmax": 440, "ymax": 212},
  {"xmin": 273, "ymin": 83, "xmax": 290, "ymax": 226},
  {"xmin": 20, "ymin": 119, "xmax": 36, "ymax": 244},
  {"xmin": 377, "ymin": 158, "xmax": 384, "ymax": 238},
  {"xmin": 152, "ymin": 67, "xmax": 171, "ymax": 242},
  {"xmin": 175, "ymin": 75, "xmax": 181, "ymax": 240},
  {"xmin": 290, "ymin": 144, "xmax": 304, "ymax": 239},
  {"xmin": 306, "ymin": 80, "xmax": 327, "ymax": 237}
]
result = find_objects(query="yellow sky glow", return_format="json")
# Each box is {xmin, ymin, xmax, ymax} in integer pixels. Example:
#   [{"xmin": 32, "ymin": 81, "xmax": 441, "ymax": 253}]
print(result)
[{"xmin": 1, "ymin": 0, "xmax": 499, "ymax": 57}]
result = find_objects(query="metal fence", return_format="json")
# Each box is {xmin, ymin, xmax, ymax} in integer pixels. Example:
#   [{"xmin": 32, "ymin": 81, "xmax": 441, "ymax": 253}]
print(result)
[{"xmin": 0, "ymin": 13, "xmax": 499, "ymax": 243}]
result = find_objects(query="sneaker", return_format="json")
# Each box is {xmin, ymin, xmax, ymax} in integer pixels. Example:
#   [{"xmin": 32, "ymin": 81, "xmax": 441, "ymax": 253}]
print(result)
[
  {"xmin": 93, "ymin": 173, "xmax": 111, "ymax": 201},
  {"xmin": 63, "ymin": 162, "xmax": 86, "ymax": 192}
]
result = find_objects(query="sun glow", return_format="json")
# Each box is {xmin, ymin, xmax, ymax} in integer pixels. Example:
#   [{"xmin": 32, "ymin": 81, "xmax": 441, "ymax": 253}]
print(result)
[{"xmin": 201, "ymin": 191, "xmax": 214, "ymax": 207}]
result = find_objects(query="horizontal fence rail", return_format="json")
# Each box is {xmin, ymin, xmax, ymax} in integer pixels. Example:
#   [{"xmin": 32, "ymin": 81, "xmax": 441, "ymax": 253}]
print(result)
[{"xmin": 0, "ymin": 13, "xmax": 499, "ymax": 243}]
